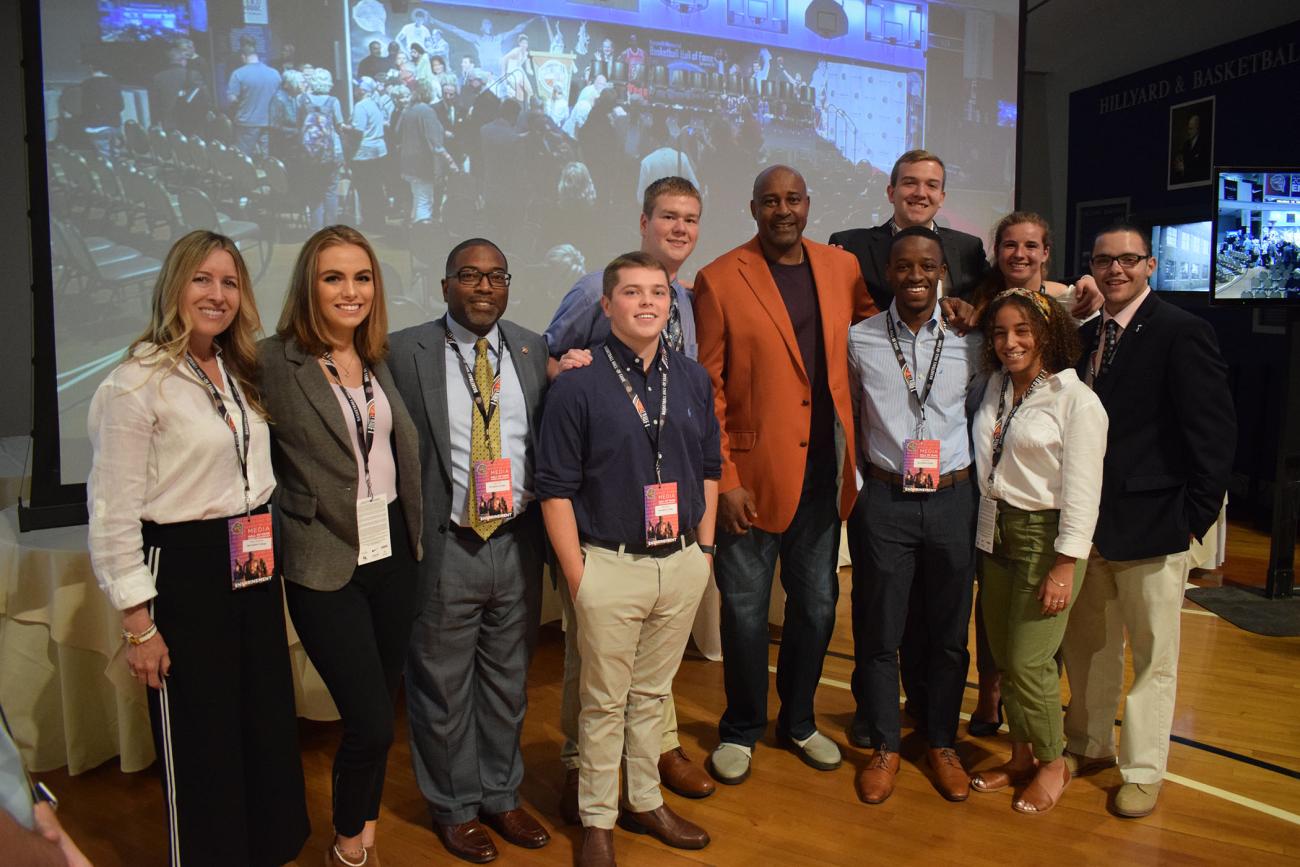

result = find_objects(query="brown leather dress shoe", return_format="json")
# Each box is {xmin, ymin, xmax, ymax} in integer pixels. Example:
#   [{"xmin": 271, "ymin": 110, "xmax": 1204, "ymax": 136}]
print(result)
[
  {"xmin": 560, "ymin": 767, "xmax": 580, "ymax": 826},
  {"xmin": 434, "ymin": 819, "xmax": 498, "ymax": 863},
  {"xmin": 659, "ymin": 747, "xmax": 716, "ymax": 799},
  {"xmin": 856, "ymin": 748, "xmax": 901, "ymax": 804},
  {"xmin": 481, "ymin": 807, "xmax": 550, "ymax": 849},
  {"xmin": 928, "ymin": 747, "xmax": 971, "ymax": 802},
  {"xmin": 579, "ymin": 827, "xmax": 617, "ymax": 867},
  {"xmin": 617, "ymin": 804, "xmax": 710, "ymax": 849}
]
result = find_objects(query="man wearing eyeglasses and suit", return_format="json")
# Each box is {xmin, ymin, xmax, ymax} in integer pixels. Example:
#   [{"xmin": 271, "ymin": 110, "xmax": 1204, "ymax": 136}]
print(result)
[
  {"xmin": 1061, "ymin": 222, "xmax": 1234, "ymax": 819},
  {"xmin": 388, "ymin": 238, "xmax": 552, "ymax": 863}
]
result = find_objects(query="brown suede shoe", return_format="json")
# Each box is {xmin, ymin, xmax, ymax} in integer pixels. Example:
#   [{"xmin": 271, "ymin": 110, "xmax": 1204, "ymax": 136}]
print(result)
[
  {"xmin": 659, "ymin": 747, "xmax": 716, "ymax": 799},
  {"xmin": 481, "ymin": 808, "xmax": 550, "ymax": 849},
  {"xmin": 856, "ymin": 748, "xmax": 901, "ymax": 804},
  {"xmin": 927, "ymin": 747, "xmax": 971, "ymax": 802},
  {"xmin": 434, "ymin": 819, "xmax": 498, "ymax": 863},
  {"xmin": 578, "ymin": 827, "xmax": 617, "ymax": 867},
  {"xmin": 560, "ymin": 767, "xmax": 580, "ymax": 826},
  {"xmin": 617, "ymin": 804, "xmax": 710, "ymax": 849}
]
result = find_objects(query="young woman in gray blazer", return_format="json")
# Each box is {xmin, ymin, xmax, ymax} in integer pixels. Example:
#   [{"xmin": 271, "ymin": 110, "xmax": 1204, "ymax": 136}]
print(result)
[{"xmin": 259, "ymin": 225, "xmax": 422, "ymax": 867}]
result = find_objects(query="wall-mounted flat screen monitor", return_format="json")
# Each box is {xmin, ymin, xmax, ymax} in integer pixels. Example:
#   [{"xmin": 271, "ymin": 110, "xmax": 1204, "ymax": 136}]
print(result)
[
  {"xmin": 98, "ymin": 1, "xmax": 191, "ymax": 42},
  {"xmin": 1151, "ymin": 221, "xmax": 1211, "ymax": 292},
  {"xmin": 1210, "ymin": 167, "xmax": 1300, "ymax": 304}
]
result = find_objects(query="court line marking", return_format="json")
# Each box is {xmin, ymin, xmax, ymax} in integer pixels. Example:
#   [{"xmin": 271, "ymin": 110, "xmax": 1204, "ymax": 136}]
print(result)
[{"xmin": 768, "ymin": 664, "xmax": 1300, "ymax": 827}]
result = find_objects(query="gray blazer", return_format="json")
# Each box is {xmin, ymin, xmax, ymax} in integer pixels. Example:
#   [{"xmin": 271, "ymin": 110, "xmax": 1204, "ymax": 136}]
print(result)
[
  {"xmin": 386, "ymin": 317, "xmax": 548, "ymax": 587},
  {"xmin": 258, "ymin": 335, "xmax": 423, "ymax": 591}
]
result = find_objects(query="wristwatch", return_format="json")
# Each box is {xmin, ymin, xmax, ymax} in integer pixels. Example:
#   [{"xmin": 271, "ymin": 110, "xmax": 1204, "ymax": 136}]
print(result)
[{"xmin": 698, "ymin": 543, "xmax": 717, "ymax": 555}]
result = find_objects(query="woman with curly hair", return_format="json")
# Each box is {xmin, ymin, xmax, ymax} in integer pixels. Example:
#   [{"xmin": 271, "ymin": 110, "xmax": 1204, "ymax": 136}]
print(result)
[
  {"xmin": 966, "ymin": 211, "xmax": 1102, "ymax": 735},
  {"xmin": 87, "ymin": 231, "xmax": 309, "ymax": 865},
  {"xmin": 968, "ymin": 289, "xmax": 1107, "ymax": 814}
]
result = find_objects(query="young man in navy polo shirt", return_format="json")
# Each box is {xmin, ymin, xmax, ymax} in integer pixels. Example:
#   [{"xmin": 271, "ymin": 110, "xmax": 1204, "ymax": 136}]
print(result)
[{"xmin": 537, "ymin": 250, "xmax": 720, "ymax": 867}]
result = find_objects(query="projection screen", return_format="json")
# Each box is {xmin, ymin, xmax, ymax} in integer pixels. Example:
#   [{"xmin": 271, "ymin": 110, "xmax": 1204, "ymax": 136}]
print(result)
[{"xmin": 24, "ymin": 0, "xmax": 1023, "ymax": 523}]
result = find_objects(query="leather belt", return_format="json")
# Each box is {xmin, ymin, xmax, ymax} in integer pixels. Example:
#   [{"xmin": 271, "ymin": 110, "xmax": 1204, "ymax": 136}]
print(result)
[
  {"xmin": 448, "ymin": 504, "xmax": 532, "ymax": 544},
  {"xmin": 868, "ymin": 464, "xmax": 971, "ymax": 492},
  {"xmin": 582, "ymin": 529, "xmax": 697, "ymax": 558}
]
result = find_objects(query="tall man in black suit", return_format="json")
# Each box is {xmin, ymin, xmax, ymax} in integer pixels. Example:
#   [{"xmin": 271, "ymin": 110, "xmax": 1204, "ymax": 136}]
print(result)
[
  {"xmin": 828, "ymin": 150, "xmax": 989, "ymax": 308},
  {"xmin": 388, "ymin": 238, "xmax": 552, "ymax": 862},
  {"xmin": 1061, "ymin": 222, "xmax": 1235, "ymax": 819}
]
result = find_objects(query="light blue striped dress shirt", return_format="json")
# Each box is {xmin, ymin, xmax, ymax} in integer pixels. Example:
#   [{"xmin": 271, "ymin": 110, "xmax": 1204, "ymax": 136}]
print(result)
[
  {"xmin": 848, "ymin": 300, "xmax": 985, "ymax": 480},
  {"xmin": 444, "ymin": 315, "xmax": 532, "ymax": 524}
]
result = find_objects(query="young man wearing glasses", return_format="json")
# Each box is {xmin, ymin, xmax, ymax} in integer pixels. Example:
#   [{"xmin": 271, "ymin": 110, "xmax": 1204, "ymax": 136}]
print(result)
[
  {"xmin": 388, "ymin": 238, "xmax": 553, "ymax": 862},
  {"xmin": 1061, "ymin": 222, "xmax": 1235, "ymax": 818}
]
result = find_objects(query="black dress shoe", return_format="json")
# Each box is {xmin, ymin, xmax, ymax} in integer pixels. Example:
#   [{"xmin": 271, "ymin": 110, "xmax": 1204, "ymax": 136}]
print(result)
[{"xmin": 968, "ymin": 701, "xmax": 1003, "ymax": 738}]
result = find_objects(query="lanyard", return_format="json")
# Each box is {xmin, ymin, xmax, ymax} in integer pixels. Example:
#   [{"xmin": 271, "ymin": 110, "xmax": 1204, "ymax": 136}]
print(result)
[
  {"xmin": 185, "ymin": 352, "xmax": 251, "ymax": 515},
  {"xmin": 987, "ymin": 370, "xmax": 1048, "ymax": 487},
  {"xmin": 604, "ymin": 342, "xmax": 670, "ymax": 483},
  {"xmin": 444, "ymin": 318, "xmax": 504, "ymax": 454},
  {"xmin": 322, "ymin": 353, "xmax": 376, "ymax": 499},
  {"xmin": 885, "ymin": 312, "xmax": 944, "ymax": 436}
]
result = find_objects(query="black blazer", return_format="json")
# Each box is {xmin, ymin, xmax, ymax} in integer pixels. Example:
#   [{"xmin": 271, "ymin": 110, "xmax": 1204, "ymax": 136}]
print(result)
[
  {"xmin": 1077, "ymin": 292, "xmax": 1235, "ymax": 561},
  {"xmin": 828, "ymin": 222, "xmax": 989, "ymax": 311}
]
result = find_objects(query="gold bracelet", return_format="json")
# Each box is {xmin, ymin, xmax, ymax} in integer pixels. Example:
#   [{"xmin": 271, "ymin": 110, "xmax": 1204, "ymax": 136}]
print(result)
[
  {"xmin": 1048, "ymin": 577, "xmax": 1067, "ymax": 588},
  {"xmin": 122, "ymin": 622, "xmax": 158, "ymax": 646}
]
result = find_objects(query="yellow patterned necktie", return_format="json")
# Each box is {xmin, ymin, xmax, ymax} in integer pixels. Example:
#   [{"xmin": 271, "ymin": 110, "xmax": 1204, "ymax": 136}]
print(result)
[{"xmin": 468, "ymin": 337, "xmax": 502, "ymax": 540}]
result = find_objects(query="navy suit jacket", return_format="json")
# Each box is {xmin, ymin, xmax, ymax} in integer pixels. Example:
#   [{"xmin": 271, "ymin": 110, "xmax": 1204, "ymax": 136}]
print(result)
[
  {"xmin": 1077, "ymin": 292, "xmax": 1235, "ymax": 561},
  {"xmin": 829, "ymin": 222, "xmax": 989, "ymax": 310}
]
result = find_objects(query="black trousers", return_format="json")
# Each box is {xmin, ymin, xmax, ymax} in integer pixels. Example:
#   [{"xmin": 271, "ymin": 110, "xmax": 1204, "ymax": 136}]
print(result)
[
  {"xmin": 143, "ymin": 510, "xmax": 309, "ymax": 867},
  {"xmin": 284, "ymin": 500, "xmax": 418, "ymax": 837},
  {"xmin": 847, "ymin": 477, "xmax": 977, "ymax": 750}
]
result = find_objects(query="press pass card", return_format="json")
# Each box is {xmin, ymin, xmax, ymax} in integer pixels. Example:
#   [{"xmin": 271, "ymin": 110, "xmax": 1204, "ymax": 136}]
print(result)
[
  {"xmin": 474, "ymin": 458, "xmax": 514, "ymax": 520},
  {"xmin": 228, "ymin": 512, "xmax": 274, "ymax": 589},
  {"xmin": 902, "ymin": 439, "xmax": 940, "ymax": 493},
  {"xmin": 644, "ymin": 482, "xmax": 680, "ymax": 546}
]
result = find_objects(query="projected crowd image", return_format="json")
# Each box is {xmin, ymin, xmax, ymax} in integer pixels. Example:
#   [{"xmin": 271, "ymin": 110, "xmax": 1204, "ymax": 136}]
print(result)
[{"xmin": 41, "ymin": 0, "xmax": 1020, "ymax": 480}]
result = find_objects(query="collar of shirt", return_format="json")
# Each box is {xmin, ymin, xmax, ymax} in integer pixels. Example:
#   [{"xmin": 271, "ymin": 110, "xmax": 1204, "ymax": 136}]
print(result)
[
  {"xmin": 446, "ymin": 314, "xmax": 501, "ymax": 358},
  {"xmin": 605, "ymin": 333, "xmax": 665, "ymax": 376},
  {"xmin": 888, "ymin": 217, "xmax": 938, "ymax": 234},
  {"xmin": 1100, "ymin": 284, "xmax": 1150, "ymax": 334},
  {"xmin": 887, "ymin": 297, "xmax": 943, "ymax": 336}
]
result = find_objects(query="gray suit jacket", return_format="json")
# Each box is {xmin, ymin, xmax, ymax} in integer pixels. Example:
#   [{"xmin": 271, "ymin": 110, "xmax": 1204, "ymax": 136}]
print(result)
[
  {"xmin": 386, "ymin": 317, "xmax": 548, "ymax": 589},
  {"xmin": 258, "ymin": 336, "xmax": 423, "ymax": 590}
]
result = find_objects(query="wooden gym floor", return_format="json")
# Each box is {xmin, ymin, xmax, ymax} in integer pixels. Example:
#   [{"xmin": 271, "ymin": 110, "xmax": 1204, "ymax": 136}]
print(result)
[{"xmin": 35, "ymin": 523, "xmax": 1300, "ymax": 866}]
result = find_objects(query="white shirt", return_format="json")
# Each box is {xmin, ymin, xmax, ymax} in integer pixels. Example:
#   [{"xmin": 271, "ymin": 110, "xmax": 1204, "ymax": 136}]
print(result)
[
  {"xmin": 87, "ymin": 345, "xmax": 276, "ymax": 610},
  {"xmin": 443, "ymin": 317, "xmax": 532, "ymax": 524},
  {"xmin": 972, "ymin": 368, "xmax": 1108, "ymax": 559}
]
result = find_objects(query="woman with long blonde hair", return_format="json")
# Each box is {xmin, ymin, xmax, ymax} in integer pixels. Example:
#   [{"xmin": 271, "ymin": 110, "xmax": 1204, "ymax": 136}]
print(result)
[
  {"xmin": 259, "ymin": 225, "xmax": 422, "ymax": 867},
  {"xmin": 87, "ymin": 230, "xmax": 309, "ymax": 866}
]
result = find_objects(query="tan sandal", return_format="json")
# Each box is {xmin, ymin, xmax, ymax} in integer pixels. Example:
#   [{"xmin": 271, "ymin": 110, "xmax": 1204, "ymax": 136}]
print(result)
[
  {"xmin": 971, "ymin": 760, "xmax": 1037, "ymax": 793},
  {"xmin": 1013, "ymin": 761, "xmax": 1072, "ymax": 814}
]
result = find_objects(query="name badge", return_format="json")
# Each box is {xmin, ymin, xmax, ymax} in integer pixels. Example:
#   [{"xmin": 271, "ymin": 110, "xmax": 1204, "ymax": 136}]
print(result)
[
  {"xmin": 644, "ymin": 481, "xmax": 679, "ymax": 546},
  {"xmin": 903, "ymin": 439, "xmax": 940, "ymax": 493},
  {"xmin": 976, "ymin": 496, "xmax": 998, "ymax": 554},
  {"xmin": 228, "ymin": 513, "xmax": 274, "ymax": 589},
  {"xmin": 357, "ymin": 496, "xmax": 392, "ymax": 565},
  {"xmin": 474, "ymin": 458, "xmax": 514, "ymax": 521}
]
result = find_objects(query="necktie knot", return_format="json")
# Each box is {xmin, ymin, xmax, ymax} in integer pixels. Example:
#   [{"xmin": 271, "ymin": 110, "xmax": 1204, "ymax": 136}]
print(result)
[{"xmin": 474, "ymin": 337, "xmax": 490, "ymax": 358}]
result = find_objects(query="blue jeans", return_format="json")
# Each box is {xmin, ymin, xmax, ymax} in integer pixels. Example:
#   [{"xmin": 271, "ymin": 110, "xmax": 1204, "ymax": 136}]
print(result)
[
  {"xmin": 715, "ymin": 457, "xmax": 840, "ymax": 746},
  {"xmin": 235, "ymin": 124, "xmax": 269, "ymax": 159},
  {"xmin": 847, "ymin": 476, "xmax": 977, "ymax": 750}
]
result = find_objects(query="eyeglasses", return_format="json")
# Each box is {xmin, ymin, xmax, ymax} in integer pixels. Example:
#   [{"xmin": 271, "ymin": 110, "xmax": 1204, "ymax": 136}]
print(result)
[
  {"xmin": 1090, "ymin": 253, "xmax": 1150, "ymax": 270},
  {"xmin": 451, "ymin": 267, "xmax": 511, "ymax": 288}
]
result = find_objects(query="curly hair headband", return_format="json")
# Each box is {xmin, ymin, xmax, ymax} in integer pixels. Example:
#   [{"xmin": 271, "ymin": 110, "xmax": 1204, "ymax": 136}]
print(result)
[{"xmin": 993, "ymin": 287, "xmax": 1053, "ymax": 320}]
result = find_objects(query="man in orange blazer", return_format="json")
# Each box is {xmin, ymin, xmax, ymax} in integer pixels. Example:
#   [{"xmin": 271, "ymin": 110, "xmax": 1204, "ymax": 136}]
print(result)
[{"xmin": 695, "ymin": 165, "xmax": 877, "ymax": 784}]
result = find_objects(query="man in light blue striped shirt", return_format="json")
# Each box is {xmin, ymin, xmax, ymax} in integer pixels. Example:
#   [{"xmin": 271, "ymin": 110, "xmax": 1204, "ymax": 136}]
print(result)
[{"xmin": 846, "ymin": 226, "xmax": 985, "ymax": 806}]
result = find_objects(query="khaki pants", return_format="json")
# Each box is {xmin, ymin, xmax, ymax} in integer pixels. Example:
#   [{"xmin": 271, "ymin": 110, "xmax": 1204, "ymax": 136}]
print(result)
[
  {"xmin": 559, "ymin": 583, "xmax": 680, "ymax": 771},
  {"xmin": 1061, "ymin": 547, "xmax": 1189, "ymax": 784},
  {"xmin": 573, "ymin": 542, "xmax": 711, "ymax": 828}
]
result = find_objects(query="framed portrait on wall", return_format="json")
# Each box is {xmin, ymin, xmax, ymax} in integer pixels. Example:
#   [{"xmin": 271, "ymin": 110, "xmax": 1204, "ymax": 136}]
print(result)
[{"xmin": 1168, "ymin": 96, "xmax": 1215, "ymax": 189}]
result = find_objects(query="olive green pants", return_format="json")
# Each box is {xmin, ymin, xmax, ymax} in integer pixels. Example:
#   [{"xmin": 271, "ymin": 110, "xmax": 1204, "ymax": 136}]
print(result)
[{"xmin": 977, "ymin": 503, "xmax": 1086, "ymax": 762}]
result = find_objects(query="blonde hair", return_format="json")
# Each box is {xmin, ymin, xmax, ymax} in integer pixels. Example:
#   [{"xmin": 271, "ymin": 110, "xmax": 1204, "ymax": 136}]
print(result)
[
  {"xmin": 277, "ymin": 225, "xmax": 390, "ymax": 364},
  {"xmin": 128, "ymin": 230, "xmax": 266, "ymax": 414}
]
